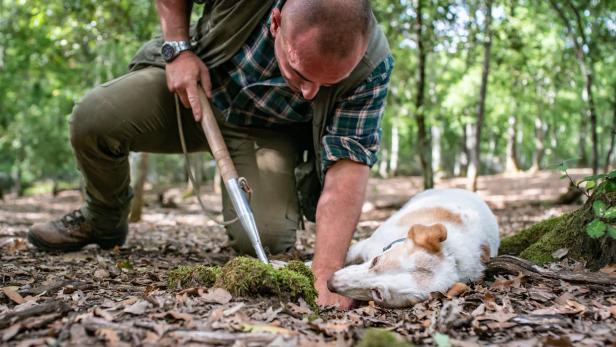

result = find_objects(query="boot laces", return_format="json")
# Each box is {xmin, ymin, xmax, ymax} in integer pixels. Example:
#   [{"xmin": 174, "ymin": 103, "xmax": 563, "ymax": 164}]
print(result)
[{"xmin": 60, "ymin": 210, "xmax": 86, "ymax": 228}]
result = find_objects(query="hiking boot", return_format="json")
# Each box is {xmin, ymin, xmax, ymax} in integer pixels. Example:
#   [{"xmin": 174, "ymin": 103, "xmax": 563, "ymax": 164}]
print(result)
[{"xmin": 28, "ymin": 209, "xmax": 127, "ymax": 252}]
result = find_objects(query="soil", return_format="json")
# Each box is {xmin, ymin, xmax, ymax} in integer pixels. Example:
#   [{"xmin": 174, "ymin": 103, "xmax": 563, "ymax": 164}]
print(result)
[{"xmin": 1, "ymin": 169, "xmax": 615, "ymax": 347}]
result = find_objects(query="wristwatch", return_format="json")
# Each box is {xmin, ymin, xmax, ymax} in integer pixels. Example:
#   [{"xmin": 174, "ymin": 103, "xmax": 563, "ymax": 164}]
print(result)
[{"xmin": 161, "ymin": 40, "xmax": 192, "ymax": 62}]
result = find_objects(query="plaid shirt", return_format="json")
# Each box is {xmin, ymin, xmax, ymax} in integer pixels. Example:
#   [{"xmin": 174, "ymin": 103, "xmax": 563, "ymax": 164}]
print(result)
[{"xmin": 209, "ymin": 0, "xmax": 393, "ymax": 171}]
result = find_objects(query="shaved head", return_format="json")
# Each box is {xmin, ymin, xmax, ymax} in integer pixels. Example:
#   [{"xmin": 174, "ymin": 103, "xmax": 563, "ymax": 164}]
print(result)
[
  {"xmin": 282, "ymin": 0, "xmax": 371, "ymax": 59},
  {"xmin": 269, "ymin": 0, "xmax": 372, "ymax": 100}
]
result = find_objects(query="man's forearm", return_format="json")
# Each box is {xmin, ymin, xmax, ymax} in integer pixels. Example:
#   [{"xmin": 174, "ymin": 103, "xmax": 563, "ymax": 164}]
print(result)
[
  {"xmin": 312, "ymin": 160, "xmax": 369, "ymax": 285},
  {"xmin": 156, "ymin": 0, "xmax": 190, "ymax": 40}
]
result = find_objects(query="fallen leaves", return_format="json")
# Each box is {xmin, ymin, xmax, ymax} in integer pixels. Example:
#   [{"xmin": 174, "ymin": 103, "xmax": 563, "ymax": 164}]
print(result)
[
  {"xmin": 1, "ymin": 179, "xmax": 615, "ymax": 346},
  {"xmin": 2, "ymin": 287, "xmax": 25, "ymax": 305},
  {"xmin": 123, "ymin": 300, "xmax": 151, "ymax": 315},
  {"xmin": 199, "ymin": 288, "xmax": 232, "ymax": 304}
]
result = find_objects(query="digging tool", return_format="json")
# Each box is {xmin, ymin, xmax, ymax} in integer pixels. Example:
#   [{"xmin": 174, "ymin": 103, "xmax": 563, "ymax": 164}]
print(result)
[{"xmin": 190, "ymin": 87, "xmax": 269, "ymax": 264}]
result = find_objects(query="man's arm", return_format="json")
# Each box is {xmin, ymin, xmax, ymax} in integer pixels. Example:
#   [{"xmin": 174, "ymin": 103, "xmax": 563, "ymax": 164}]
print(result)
[
  {"xmin": 156, "ymin": 0, "xmax": 212, "ymax": 121},
  {"xmin": 312, "ymin": 159, "xmax": 369, "ymax": 309}
]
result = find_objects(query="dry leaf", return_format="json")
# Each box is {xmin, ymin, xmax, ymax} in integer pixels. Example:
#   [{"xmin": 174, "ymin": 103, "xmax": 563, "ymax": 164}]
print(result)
[
  {"xmin": 551, "ymin": 248, "xmax": 568, "ymax": 259},
  {"xmin": 0, "ymin": 238, "xmax": 28, "ymax": 254},
  {"xmin": 151, "ymin": 311, "xmax": 193, "ymax": 323},
  {"xmin": 96, "ymin": 328, "xmax": 120, "ymax": 345},
  {"xmin": 94, "ymin": 269, "xmax": 110, "ymax": 280},
  {"xmin": 123, "ymin": 300, "xmax": 151, "ymax": 315},
  {"xmin": 599, "ymin": 264, "xmax": 616, "ymax": 274},
  {"xmin": 207, "ymin": 307, "xmax": 225, "ymax": 325},
  {"xmin": 286, "ymin": 302, "xmax": 312, "ymax": 316},
  {"xmin": 199, "ymin": 288, "xmax": 232, "ymax": 304},
  {"xmin": 2, "ymin": 322, "xmax": 21, "ymax": 342},
  {"xmin": 143, "ymin": 331, "xmax": 159, "ymax": 344},
  {"xmin": 224, "ymin": 303, "xmax": 245, "ymax": 316},
  {"xmin": 313, "ymin": 320, "xmax": 352, "ymax": 336},
  {"xmin": 471, "ymin": 304, "xmax": 486, "ymax": 317},
  {"xmin": 446, "ymin": 282, "xmax": 469, "ymax": 298},
  {"xmin": 2, "ymin": 287, "xmax": 25, "ymax": 304},
  {"xmin": 476, "ymin": 311, "xmax": 516, "ymax": 323},
  {"xmin": 241, "ymin": 323, "xmax": 296, "ymax": 336},
  {"xmin": 94, "ymin": 307, "xmax": 114, "ymax": 321}
]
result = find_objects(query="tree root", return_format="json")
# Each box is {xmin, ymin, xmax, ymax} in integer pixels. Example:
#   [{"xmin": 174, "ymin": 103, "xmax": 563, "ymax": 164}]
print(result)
[{"xmin": 486, "ymin": 255, "xmax": 616, "ymax": 287}]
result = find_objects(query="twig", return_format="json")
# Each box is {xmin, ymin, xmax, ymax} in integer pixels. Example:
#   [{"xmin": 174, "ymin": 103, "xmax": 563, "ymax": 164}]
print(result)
[
  {"xmin": 486, "ymin": 255, "xmax": 616, "ymax": 286},
  {"xmin": 169, "ymin": 330, "xmax": 278, "ymax": 344},
  {"xmin": 0, "ymin": 300, "xmax": 70, "ymax": 329},
  {"xmin": 19, "ymin": 280, "xmax": 83, "ymax": 296}
]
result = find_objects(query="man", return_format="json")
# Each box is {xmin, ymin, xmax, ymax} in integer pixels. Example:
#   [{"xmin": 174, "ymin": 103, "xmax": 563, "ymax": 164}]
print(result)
[{"xmin": 28, "ymin": 0, "xmax": 392, "ymax": 309}]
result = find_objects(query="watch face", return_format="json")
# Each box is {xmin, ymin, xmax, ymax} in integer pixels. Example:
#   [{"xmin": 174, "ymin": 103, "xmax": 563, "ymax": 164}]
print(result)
[{"xmin": 161, "ymin": 43, "xmax": 175, "ymax": 60}]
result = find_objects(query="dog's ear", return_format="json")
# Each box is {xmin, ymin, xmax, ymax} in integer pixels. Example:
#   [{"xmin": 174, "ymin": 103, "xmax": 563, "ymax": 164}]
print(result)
[{"xmin": 407, "ymin": 224, "xmax": 448, "ymax": 254}]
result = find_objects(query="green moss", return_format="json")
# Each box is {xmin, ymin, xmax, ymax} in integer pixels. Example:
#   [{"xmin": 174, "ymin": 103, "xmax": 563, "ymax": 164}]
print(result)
[
  {"xmin": 499, "ymin": 180, "xmax": 616, "ymax": 269},
  {"xmin": 167, "ymin": 257, "xmax": 317, "ymax": 310},
  {"xmin": 357, "ymin": 328, "xmax": 413, "ymax": 347},
  {"xmin": 519, "ymin": 212, "xmax": 581, "ymax": 264},
  {"xmin": 499, "ymin": 216, "xmax": 561, "ymax": 256}
]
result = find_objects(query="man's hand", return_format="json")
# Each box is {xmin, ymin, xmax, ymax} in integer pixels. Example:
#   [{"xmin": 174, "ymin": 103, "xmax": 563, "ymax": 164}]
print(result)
[
  {"xmin": 155, "ymin": 0, "xmax": 212, "ymax": 121},
  {"xmin": 165, "ymin": 51, "xmax": 212, "ymax": 122},
  {"xmin": 315, "ymin": 279, "xmax": 354, "ymax": 309},
  {"xmin": 312, "ymin": 159, "xmax": 369, "ymax": 310}
]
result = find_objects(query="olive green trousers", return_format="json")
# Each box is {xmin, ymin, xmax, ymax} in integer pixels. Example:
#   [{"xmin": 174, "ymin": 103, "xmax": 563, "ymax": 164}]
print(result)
[{"xmin": 70, "ymin": 67, "xmax": 300, "ymax": 255}]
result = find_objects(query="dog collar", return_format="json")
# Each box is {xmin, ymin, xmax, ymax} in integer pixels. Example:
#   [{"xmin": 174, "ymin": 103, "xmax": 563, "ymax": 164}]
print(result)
[{"xmin": 383, "ymin": 238, "xmax": 406, "ymax": 252}]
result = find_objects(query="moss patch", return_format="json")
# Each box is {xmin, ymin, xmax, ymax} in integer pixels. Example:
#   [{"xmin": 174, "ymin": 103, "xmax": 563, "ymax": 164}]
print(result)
[
  {"xmin": 167, "ymin": 257, "xmax": 317, "ymax": 310},
  {"xmin": 357, "ymin": 328, "xmax": 414, "ymax": 347},
  {"xmin": 499, "ymin": 216, "xmax": 561, "ymax": 256},
  {"xmin": 499, "ymin": 179, "xmax": 616, "ymax": 269}
]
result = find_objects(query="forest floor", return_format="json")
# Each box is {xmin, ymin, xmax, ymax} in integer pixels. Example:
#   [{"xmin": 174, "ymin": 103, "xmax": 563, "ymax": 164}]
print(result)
[{"xmin": 1, "ymin": 169, "xmax": 615, "ymax": 347}]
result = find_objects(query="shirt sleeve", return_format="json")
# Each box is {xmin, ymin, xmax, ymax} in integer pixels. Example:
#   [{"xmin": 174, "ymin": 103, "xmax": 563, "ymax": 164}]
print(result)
[{"xmin": 320, "ymin": 54, "xmax": 394, "ymax": 172}]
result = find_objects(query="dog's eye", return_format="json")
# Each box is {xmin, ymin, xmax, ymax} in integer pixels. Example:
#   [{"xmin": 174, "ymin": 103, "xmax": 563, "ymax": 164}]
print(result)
[{"xmin": 370, "ymin": 256, "xmax": 380, "ymax": 269}]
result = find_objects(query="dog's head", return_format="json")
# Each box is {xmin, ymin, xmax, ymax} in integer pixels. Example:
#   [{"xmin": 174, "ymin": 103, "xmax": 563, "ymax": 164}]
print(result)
[{"xmin": 328, "ymin": 223, "xmax": 450, "ymax": 308}]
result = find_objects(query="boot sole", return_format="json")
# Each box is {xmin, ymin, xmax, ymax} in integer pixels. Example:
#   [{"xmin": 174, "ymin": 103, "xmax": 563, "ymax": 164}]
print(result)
[{"xmin": 27, "ymin": 232, "xmax": 126, "ymax": 252}]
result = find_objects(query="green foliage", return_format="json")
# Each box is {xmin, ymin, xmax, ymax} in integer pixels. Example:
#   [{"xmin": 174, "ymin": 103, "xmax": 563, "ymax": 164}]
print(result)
[
  {"xmin": 586, "ymin": 219, "xmax": 607, "ymax": 239},
  {"xmin": 167, "ymin": 257, "xmax": 318, "ymax": 310},
  {"xmin": 501, "ymin": 169, "xmax": 616, "ymax": 267},
  {"xmin": 1, "ymin": 0, "xmax": 615, "ymax": 186},
  {"xmin": 582, "ymin": 170, "xmax": 616, "ymax": 239}
]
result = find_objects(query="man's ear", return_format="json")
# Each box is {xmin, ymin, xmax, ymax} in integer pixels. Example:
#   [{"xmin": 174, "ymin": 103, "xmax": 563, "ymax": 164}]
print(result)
[
  {"xmin": 270, "ymin": 8, "xmax": 282, "ymax": 38},
  {"xmin": 407, "ymin": 224, "xmax": 448, "ymax": 254}
]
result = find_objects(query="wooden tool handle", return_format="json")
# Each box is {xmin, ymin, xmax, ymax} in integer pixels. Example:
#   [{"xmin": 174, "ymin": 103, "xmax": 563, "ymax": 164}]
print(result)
[{"xmin": 197, "ymin": 87, "xmax": 239, "ymax": 182}]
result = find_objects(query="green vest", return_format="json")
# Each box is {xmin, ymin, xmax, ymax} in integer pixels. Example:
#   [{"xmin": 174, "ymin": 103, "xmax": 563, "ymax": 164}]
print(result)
[{"xmin": 129, "ymin": 0, "xmax": 391, "ymax": 221}]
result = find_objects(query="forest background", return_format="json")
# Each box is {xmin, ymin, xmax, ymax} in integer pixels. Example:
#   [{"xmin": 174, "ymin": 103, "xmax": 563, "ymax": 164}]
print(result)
[{"xmin": 0, "ymin": 0, "xmax": 615, "ymax": 196}]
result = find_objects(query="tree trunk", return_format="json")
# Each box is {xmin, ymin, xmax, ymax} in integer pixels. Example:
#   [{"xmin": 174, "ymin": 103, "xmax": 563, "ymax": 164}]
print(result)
[
  {"xmin": 458, "ymin": 120, "xmax": 469, "ymax": 177},
  {"xmin": 467, "ymin": 0, "xmax": 492, "ymax": 191},
  {"xmin": 431, "ymin": 122, "xmax": 442, "ymax": 178},
  {"xmin": 500, "ymin": 178, "xmax": 616, "ymax": 270},
  {"xmin": 129, "ymin": 153, "xmax": 149, "ymax": 223},
  {"xmin": 578, "ymin": 113, "xmax": 588, "ymax": 167},
  {"xmin": 389, "ymin": 121, "xmax": 399, "ymax": 177},
  {"xmin": 550, "ymin": 0, "xmax": 599, "ymax": 175},
  {"xmin": 378, "ymin": 149, "xmax": 389, "ymax": 178},
  {"xmin": 414, "ymin": 0, "xmax": 433, "ymax": 189},
  {"xmin": 505, "ymin": 114, "xmax": 520, "ymax": 172},
  {"xmin": 605, "ymin": 94, "xmax": 616, "ymax": 172},
  {"xmin": 530, "ymin": 117, "xmax": 546, "ymax": 172}
]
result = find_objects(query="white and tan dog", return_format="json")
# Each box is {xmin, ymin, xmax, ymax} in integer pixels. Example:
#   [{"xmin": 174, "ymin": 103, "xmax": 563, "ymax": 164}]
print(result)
[{"xmin": 328, "ymin": 188, "xmax": 499, "ymax": 308}]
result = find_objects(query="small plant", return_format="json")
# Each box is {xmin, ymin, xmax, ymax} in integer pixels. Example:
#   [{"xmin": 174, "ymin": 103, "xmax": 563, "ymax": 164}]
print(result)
[{"xmin": 555, "ymin": 160, "xmax": 616, "ymax": 240}]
